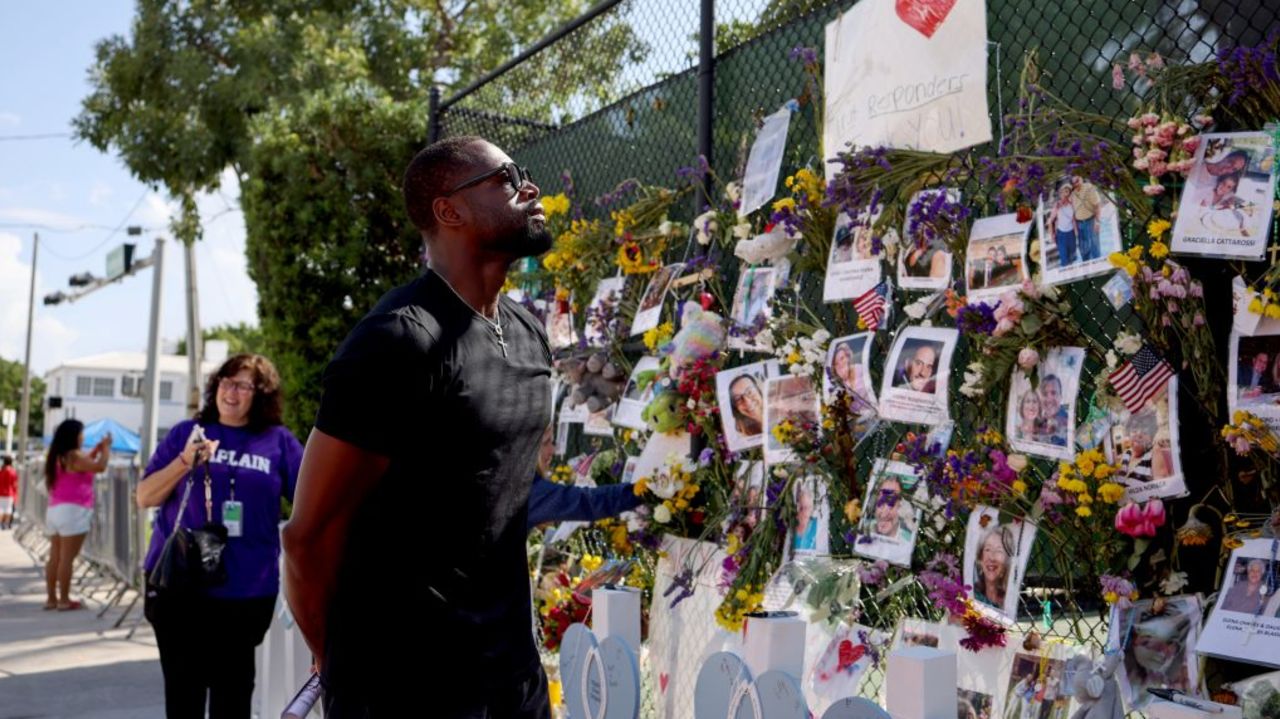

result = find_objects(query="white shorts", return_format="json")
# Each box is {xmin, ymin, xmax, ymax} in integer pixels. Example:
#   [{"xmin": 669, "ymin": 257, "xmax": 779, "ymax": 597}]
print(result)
[
  {"xmin": 45, "ymin": 504, "xmax": 93, "ymax": 537},
  {"xmin": 0, "ymin": 497, "xmax": 12, "ymax": 514}
]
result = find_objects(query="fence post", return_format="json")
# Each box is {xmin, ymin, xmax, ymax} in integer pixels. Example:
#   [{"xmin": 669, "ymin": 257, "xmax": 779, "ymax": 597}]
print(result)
[
  {"xmin": 428, "ymin": 85, "xmax": 441, "ymax": 144},
  {"xmin": 696, "ymin": 0, "xmax": 715, "ymax": 212}
]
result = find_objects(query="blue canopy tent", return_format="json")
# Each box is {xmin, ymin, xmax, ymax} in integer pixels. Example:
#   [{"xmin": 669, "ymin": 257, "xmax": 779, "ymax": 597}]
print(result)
[{"xmin": 80, "ymin": 418, "xmax": 141, "ymax": 455}]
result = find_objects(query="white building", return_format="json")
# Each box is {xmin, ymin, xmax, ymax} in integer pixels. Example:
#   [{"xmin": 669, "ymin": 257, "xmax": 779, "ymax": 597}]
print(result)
[{"xmin": 41, "ymin": 341, "xmax": 229, "ymax": 442}]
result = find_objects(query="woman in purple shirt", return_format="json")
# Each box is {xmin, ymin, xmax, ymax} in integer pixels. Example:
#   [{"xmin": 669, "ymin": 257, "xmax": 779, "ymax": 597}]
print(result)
[{"xmin": 136, "ymin": 354, "xmax": 303, "ymax": 719}]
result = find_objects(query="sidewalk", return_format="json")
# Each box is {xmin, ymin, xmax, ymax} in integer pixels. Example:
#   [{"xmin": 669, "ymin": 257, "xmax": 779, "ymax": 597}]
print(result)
[{"xmin": 0, "ymin": 526, "xmax": 164, "ymax": 719}]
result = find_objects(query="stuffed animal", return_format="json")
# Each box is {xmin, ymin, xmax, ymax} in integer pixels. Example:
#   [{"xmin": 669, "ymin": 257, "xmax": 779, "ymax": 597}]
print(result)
[
  {"xmin": 641, "ymin": 387, "xmax": 685, "ymax": 434},
  {"xmin": 559, "ymin": 351, "xmax": 627, "ymax": 413},
  {"xmin": 1066, "ymin": 653, "xmax": 1123, "ymax": 719},
  {"xmin": 663, "ymin": 302, "xmax": 726, "ymax": 380},
  {"xmin": 734, "ymin": 224, "xmax": 797, "ymax": 264}
]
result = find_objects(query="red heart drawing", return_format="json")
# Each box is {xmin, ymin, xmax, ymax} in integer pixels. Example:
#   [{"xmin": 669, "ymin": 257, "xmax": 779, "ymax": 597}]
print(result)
[
  {"xmin": 837, "ymin": 640, "xmax": 866, "ymax": 673},
  {"xmin": 894, "ymin": 0, "xmax": 958, "ymax": 39},
  {"xmin": 660, "ymin": 673, "xmax": 670, "ymax": 693}
]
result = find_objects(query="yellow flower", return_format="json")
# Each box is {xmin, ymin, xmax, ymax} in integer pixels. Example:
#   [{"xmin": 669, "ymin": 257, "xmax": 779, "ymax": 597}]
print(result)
[
  {"xmin": 1149, "ymin": 241, "xmax": 1169, "ymax": 259},
  {"xmin": 1127, "ymin": 245, "xmax": 1145, "ymax": 261},
  {"xmin": 1265, "ymin": 304, "xmax": 1280, "ymax": 320},
  {"xmin": 581, "ymin": 553, "xmax": 603, "ymax": 573},
  {"xmin": 772, "ymin": 197, "xmax": 797, "ymax": 214},
  {"xmin": 1147, "ymin": 218, "xmax": 1172, "ymax": 239},
  {"xmin": 1098, "ymin": 482, "xmax": 1126, "ymax": 503},
  {"xmin": 633, "ymin": 477, "xmax": 648, "ymax": 496},
  {"xmin": 1076, "ymin": 456, "xmax": 1096, "ymax": 477},
  {"xmin": 1012, "ymin": 479, "xmax": 1028, "ymax": 495},
  {"xmin": 1108, "ymin": 252, "xmax": 1128, "ymax": 268},
  {"xmin": 771, "ymin": 420, "xmax": 795, "ymax": 445},
  {"xmin": 1103, "ymin": 591, "xmax": 1118, "ymax": 604},
  {"xmin": 1250, "ymin": 298, "xmax": 1265, "ymax": 314},
  {"xmin": 543, "ymin": 193, "xmax": 571, "ymax": 217},
  {"xmin": 725, "ymin": 532, "xmax": 741, "ymax": 556},
  {"xmin": 1093, "ymin": 463, "xmax": 1115, "ymax": 480},
  {"xmin": 644, "ymin": 322, "xmax": 674, "ymax": 351},
  {"xmin": 1076, "ymin": 506, "xmax": 1093, "ymax": 518}
]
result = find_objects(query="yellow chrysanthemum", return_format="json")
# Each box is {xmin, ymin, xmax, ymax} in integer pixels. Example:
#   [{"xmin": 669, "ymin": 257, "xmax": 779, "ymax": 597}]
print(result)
[
  {"xmin": 1149, "ymin": 241, "xmax": 1169, "ymax": 259},
  {"xmin": 1076, "ymin": 506, "xmax": 1093, "ymax": 518},
  {"xmin": 1098, "ymin": 482, "xmax": 1126, "ymax": 503},
  {"xmin": 1127, "ymin": 245, "xmax": 1145, "ymax": 261},
  {"xmin": 1147, "ymin": 218, "xmax": 1171, "ymax": 239},
  {"xmin": 772, "ymin": 197, "xmax": 797, "ymax": 214}
]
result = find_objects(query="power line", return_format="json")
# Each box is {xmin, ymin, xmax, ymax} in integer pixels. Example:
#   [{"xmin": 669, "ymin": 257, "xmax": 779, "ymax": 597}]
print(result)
[
  {"xmin": 0, "ymin": 132, "xmax": 73, "ymax": 142},
  {"xmin": 35, "ymin": 190, "xmax": 151, "ymax": 262}
]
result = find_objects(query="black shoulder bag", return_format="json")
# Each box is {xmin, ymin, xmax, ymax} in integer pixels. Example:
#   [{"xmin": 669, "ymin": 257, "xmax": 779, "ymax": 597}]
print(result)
[{"xmin": 148, "ymin": 460, "xmax": 228, "ymax": 594}]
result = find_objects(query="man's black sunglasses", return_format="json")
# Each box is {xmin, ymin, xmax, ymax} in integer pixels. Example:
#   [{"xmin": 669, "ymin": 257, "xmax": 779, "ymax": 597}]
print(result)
[{"xmin": 442, "ymin": 162, "xmax": 533, "ymax": 196}]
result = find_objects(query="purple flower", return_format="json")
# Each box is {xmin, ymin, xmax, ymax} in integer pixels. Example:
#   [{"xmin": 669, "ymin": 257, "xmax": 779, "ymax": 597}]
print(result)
[
  {"xmin": 790, "ymin": 46, "xmax": 819, "ymax": 65},
  {"xmin": 956, "ymin": 302, "xmax": 998, "ymax": 335},
  {"xmin": 697, "ymin": 447, "xmax": 715, "ymax": 467}
]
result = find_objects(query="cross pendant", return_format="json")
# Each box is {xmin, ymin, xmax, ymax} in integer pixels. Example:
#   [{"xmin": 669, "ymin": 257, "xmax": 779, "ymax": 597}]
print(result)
[{"xmin": 495, "ymin": 326, "xmax": 508, "ymax": 358}]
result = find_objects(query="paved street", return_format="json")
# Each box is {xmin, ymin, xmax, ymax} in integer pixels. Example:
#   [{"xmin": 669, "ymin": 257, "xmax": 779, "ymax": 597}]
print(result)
[{"xmin": 0, "ymin": 527, "xmax": 164, "ymax": 719}]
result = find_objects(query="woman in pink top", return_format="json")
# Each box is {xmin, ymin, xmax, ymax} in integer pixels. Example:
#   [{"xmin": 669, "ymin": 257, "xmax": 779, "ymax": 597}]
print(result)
[{"xmin": 43, "ymin": 419, "xmax": 110, "ymax": 611}]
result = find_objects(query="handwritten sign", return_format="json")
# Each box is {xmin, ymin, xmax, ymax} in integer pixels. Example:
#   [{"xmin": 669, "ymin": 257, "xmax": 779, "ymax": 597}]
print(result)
[{"xmin": 823, "ymin": 0, "xmax": 991, "ymax": 164}]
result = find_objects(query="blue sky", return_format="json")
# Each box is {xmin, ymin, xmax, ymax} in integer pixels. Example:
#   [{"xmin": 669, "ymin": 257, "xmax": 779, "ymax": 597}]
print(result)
[{"xmin": 0, "ymin": 1, "xmax": 257, "ymax": 376}]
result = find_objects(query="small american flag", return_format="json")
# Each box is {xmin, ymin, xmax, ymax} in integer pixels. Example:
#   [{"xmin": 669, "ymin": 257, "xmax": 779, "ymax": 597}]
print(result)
[
  {"xmin": 1108, "ymin": 345, "xmax": 1175, "ymax": 413},
  {"xmin": 853, "ymin": 282, "xmax": 890, "ymax": 331}
]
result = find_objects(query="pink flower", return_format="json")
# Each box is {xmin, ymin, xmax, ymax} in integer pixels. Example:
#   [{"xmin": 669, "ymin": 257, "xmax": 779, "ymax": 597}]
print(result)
[
  {"xmin": 1017, "ymin": 347, "xmax": 1040, "ymax": 371},
  {"xmin": 1176, "ymin": 123, "xmax": 1190, "ymax": 136},
  {"xmin": 1133, "ymin": 157, "xmax": 1150, "ymax": 171},
  {"xmin": 1128, "ymin": 53, "xmax": 1145, "ymax": 75},
  {"xmin": 1112, "ymin": 63, "xmax": 1126, "ymax": 90},
  {"xmin": 1126, "ymin": 117, "xmax": 1142, "ymax": 130},
  {"xmin": 1149, "ymin": 160, "xmax": 1169, "ymax": 177},
  {"xmin": 1146, "ymin": 52, "xmax": 1165, "ymax": 70},
  {"xmin": 1193, "ymin": 313, "xmax": 1205, "ymax": 327},
  {"xmin": 1132, "ymin": 133, "xmax": 1145, "ymax": 145},
  {"xmin": 1145, "ymin": 499, "xmax": 1166, "ymax": 527},
  {"xmin": 994, "ymin": 319, "xmax": 1016, "ymax": 337},
  {"xmin": 1141, "ymin": 112, "xmax": 1160, "ymax": 127},
  {"xmin": 1146, "ymin": 148, "xmax": 1168, "ymax": 162},
  {"xmin": 1182, "ymin": 136, "xmax": 1200, "ymax": 153},
  {"xmin": 1143, "ymin": 183, "xmax": 1166, "ymax": 196},
  {"xmin": 1189, "ymin": 281, "xmax": 1204, "ymax": 299},
  {"xmin": 1133, "ymin": 146, "xmax": 1146, "ymax": 159},
  {"xmin": 1115, "ymin": 500, "xmax": 1166, "ymax": 537},
  {"xmin": 1192, "ymin": 114, "xmax": 1214, "ymax": 129}
]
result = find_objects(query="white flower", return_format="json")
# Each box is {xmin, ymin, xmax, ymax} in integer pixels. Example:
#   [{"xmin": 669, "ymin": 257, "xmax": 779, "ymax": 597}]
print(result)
[
  {"xmin": 813, "ymin": 329, "xmax": 831, "ymax": 344},
  {"xmin": 1160, "ymin": 571, "xmax": 1189, "ymax": 595},
  {"xmin": 653, "ymin": 504, "xmax": 672, "ymax": 524},
  {"xmin": 755, "ymin": 329, "xmax": 774, "ymax": 349},
  {"xmin": 725, "ymin": 182, "xmax": 742, "ymax": 203},
  {"xmin": 1105, "ymin": 350, "xmax": 1119, "ymax": 369},
  {"xmin": 686, "ymin": 398, "xmax": 697, "ymax": 410},
  {"xmin": 624, "ymin": 511, "xmax": 646, "ymax": 532},
  {"xmin": 693, "ymin": 210, "xmax": 718, "ymax": 246},
  {"xmin": 1115, "ymin": 331, "xmax": 1143, "ymax": 355},
  {"xmin": 659, "ymin": 220, "xmax": 674, "ymax": 236},
  {"xmin": 904, "ymin": 301, "xmax": 927, "ymax": 319},
  {"xmin": 1041, "ymin": 284, "xmax": 1060, "ymax": 301},
  {"xmin": 649, "ymin": 471, "xmax": 683, "ymax": 499},
  {"xmin": 789, "ymin": 363, "xmax": 803, "ymax": 375},
  {"xmin": 732, "ymin": 222, "xmax": 752, "ymax": 239}
]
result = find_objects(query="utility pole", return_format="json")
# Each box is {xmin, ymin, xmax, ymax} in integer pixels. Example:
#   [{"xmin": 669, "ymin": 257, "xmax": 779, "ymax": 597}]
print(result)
[
  {"xmin": 183, "ymin": 240, "xmax": 202, "ymax": 414},
  {"xmin": 17, "ymin": 234, "xmax": 37, "ymax": 498},
  {"xmin": 140, "ymin": 239, "xmax": 167, "ymax": 467}
]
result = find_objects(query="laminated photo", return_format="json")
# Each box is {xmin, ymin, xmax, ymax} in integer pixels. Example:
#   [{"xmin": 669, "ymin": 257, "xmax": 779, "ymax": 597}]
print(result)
[
  {"xmin": 824, "ymin": 208, "xmax": 883, "ymax": 302},
  {"xmin": 965, "ymin": 212, "xmax": 1031, "ymax": 303},
  {"xmin": 763, "ymin": 374, "xmax": 821, "ymax": 465},
  {"xmin": 1108, "ymin": 595, "xmax": 1203, "ymax": 711},
  {"xmin": 790, "ymin": 475, "xmax": 830, "ymax": 557},
  {"xmin": 1036, "ymin": 176, "xmax": 1123, "ymax": 286},
  {"xmin": 962, "ymin": 505, "xmax": 1036, "ymax": 623},
  {"xmin": 824, "ymin": 332, "xmax": 876, "ymax": 412},
  {"xmin": 1002, "ymin": 643, "xmax": 1078, "ymax": 719},
  {"xmin": 716, "ymin": 361, "xmax": 781, "ymax": 452},
  {"xmin": 1005, "ymin": 347, "xmax": 1084, "ymax": 461},
  {"xmin": 1171, "ymin": 132, "xmax": 1278, "ymax": 260},
  {"xmin": 613, "ymin": 356, "xmax": 660, "ymax": 431},
  {"xmin": 584, "ymin": 276, "xmax": 627, "ymax": 347},
  {"xmin": 1195, "ymin": 539, "xmax": 1280, "ymax": 669},
  {"xmin": 1229, "ymin": 331, "xmax": 1280, "ymax": 439},
  {"xmin": 898, "ymin": 188, "xmax": 959, "ymax": 291},
  {"xmin": 879, "ymin": 326, "xmax": 958, "ymax": 425},
  {"xmin": 1106, "ymin": 378, "xmax": 1185, "ymax": 502},
  {"xmin": 728, "ymin": 266, "xmax": 779, "ymax": 352},
  {"xmin": 853, "ymin": 459, "xmax": 923, "ymax": 567},
  {"xmin": 631, "ymin": 263, "xmax": 684, "ymax": 337}
]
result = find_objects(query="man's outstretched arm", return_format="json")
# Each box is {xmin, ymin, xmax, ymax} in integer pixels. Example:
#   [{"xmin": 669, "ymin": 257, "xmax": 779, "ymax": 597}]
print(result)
[{"xmin": 282, "ymin": 428, "xmax": 389, "ymax": 665}]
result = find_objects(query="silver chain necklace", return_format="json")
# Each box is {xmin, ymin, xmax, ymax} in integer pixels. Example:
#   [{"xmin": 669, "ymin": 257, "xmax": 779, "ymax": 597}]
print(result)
[{"xmin": 435, "ymin": 271, "xmax": 508, "ymax": 357}]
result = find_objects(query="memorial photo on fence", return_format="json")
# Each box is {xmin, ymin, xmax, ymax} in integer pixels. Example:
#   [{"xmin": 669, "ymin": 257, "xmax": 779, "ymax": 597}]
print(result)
[
  {"xmin": 898, "ymin": 189, "xmax": 958, "ymax": 291},
  {"xmin": 1005, "ymin": 347, "xmax": 1084, "ymax": 461},
  {"xmin": 1037, "ymin": 175, "xmax": 1122, "ymax": 285},
  {"xmin": 958, "ymin": 689, "xmax": 995, "ymax": 719},
  {"xmin": 613, "ymin": 356, "xmax": 660, "ymax": 431},
  {"xmin": 963, "ymin": 506, "xmax": 1036, "ymax": 622},
  {"xmin": 854, "ymin": 459, "xmax": 922, "ymax": 566},
  {"xmin": 1003, "ymin": 651, "xmax": 1071, "ymax": 719},
  {"xmin": 1228, "ymin": 332, "xmax": 1280, "ymax": 439},
  {"xmin": 1171, "ymin": 131, "xmax": 1278, "ymax": 259},
  {"xmin": 1196, "ymin": 538, "xmax": 1280, "ymax": 669},
  {"xmin": 880, "ymin": 326, "xmax": 957, "ymax": 425},
  {"xmin": 716, "ymin": 361, "xmax": 778, "ymax": 452},
  {"xmin": 965, "ymin": 213, "xmax": 1030, "ymax": 303},
  {"xmin": 631, "ymin": 262, "xmax": 684, "ymax": 336},
  {"xmin": 824, "ymin": 208, "xmax": 883, "ymax": 302},
  {"xmin": 764, "ymin": 374, "xmax": 821, "ymax": 465},
  {"xmin": 1109, "ymin": 595, "xmax": 1202, "ymax": 711},
  {"xmin": 824, "ymin": 332, "xmax": 875, "ymax": 410},
  {"xmin": 1107, "ymin": 377, "xmax": 1184, "ymax": 501},
  {"xmin": 584, "ymin": 276, "xmax": 626, "ymax": 347},
  {"xmin": 728, "ymin": 266, "xmax": 778, "ymax": 351},
  {"xmin": 790, "ymin": 476, "xmax": 829, "ymax": 556}
]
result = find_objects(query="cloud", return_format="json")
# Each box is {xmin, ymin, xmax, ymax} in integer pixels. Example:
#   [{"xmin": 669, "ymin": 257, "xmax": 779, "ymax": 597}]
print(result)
[
  {"xmin": 0, "ymin": 112, "xmax": 19, "ymax": 128},
  {"xmin": 88, "ymin": 182, "xmax": 113, "ymax": 207},
  {"xmin": 0, "ymin": 232, "xmax": 79, "ymax": 373}
]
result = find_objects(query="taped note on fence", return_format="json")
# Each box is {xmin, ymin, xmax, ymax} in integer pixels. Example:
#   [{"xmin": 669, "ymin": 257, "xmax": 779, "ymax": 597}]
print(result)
[{"xmin": 823, "ymin": 0, "xmax": 991, "ymax": 163}]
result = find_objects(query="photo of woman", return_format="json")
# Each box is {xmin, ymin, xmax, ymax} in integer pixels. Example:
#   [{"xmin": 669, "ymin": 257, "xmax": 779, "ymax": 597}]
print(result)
[
  {"xmin": 715, "ymin": 361, "xmax": 778, "ymax": 452},
  {"xmin": 1220, "ymin": 557, "xmax": 1279, "ymax": 614},
  {"xmin": 1046, "ymin": 180, "xmax": 1078, "ymax": 267},
  {"xmin": 972, "ymin": 524, "xmax": 1014, "ymax": 611},
  {"xmin": 1171, "ymin": 132, "xmax": 1278, "ymax": 259},
  {"xmin": 793, "ymin": 483, "xmax": 819, "ymax": 552},
  {"xmin": 1014, "ymin": 391, "xmax": 1045, "ymax": 442},
  {"xmin": 1006, "ymin": 348, "xmax": 1083, "ymax": 461},
  {"xmin": 964, "ymin": 506, "xmax": 1035, "ymax": 621},
  {"xmin": 824, "ymin": 333, "xmax": 874, "ymax": 410},
  {"xmin": 831, "ymin": 222, "xmax": 855, "ymax": 264}
]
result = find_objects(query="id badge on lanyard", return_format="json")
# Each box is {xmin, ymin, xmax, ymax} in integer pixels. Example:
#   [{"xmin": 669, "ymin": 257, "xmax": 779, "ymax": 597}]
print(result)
[{"xmin": 222, "ymin": 473, "xmax": 243, "ymax": 537}]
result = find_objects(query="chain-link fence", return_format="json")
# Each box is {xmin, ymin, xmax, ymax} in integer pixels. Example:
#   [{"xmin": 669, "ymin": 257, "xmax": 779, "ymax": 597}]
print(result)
[{"xmin": 441, "ymin": 0, "xmax": 1280, "ymax": 716}]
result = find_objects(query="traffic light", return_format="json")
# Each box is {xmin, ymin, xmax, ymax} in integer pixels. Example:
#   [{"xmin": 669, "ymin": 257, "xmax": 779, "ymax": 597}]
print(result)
[
  {"xmin": 69, "ymin": 271, "xmax": 96, "ymax": 287},
  {"xmin": 43, "ymin": 291, "xmax": 67, "ymax": 306}
]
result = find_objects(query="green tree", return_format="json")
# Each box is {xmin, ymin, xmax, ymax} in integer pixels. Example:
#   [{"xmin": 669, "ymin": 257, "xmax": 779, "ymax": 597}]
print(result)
[
  {"xmin": 175, "ymin": 322, "xmax": 266, "ymax": 357},
  {"xmin": 75, "ymin": 0, "xmax": 646, "ymax": 434},
  {"xmin": 0, "ymin": 357, "xmax": 46, "ymax": 438}
]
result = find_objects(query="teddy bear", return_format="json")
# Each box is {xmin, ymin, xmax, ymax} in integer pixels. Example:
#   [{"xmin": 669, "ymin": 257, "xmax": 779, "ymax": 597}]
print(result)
[
  {"xmin": 636, "ymin": 302, "xmax": 727, "ymax": 433},
  {"xmin": 1066, "ymin": 653, "xmax": 1123, "ymax": 719},
  {"xmin": 558, "ymin": 351, "xmax": 627, "ymax": 413},
  {"xmin": 734, "ymin": 224, "xmax": 797, "ymax": 265}
]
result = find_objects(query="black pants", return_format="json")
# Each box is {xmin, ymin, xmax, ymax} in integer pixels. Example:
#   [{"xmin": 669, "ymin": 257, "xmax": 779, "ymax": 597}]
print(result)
[
  {"xmin": 145, "ymin": 588, "xmax": 276, "ymax": 719},
  {"xmin": 323, "ymin": 664, "xmax": 551, "ymax": 719}
]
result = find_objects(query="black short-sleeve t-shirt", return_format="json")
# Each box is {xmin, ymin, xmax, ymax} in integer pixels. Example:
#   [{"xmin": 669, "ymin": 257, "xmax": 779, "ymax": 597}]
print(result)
[{"xmin": 314, "ymin": 270, "xmax": 552, "ymax": 698}]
